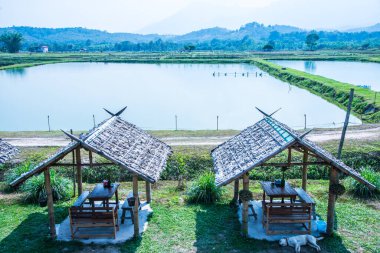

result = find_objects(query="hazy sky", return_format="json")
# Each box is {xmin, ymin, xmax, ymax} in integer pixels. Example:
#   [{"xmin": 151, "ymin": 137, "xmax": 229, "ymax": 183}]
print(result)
[{"xmin": 0, "ymin": 0, "xmax": 379, "ymax": 34}]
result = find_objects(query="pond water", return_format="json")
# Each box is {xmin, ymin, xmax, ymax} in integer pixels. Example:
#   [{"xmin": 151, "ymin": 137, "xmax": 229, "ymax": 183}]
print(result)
[
  {"xmin": 0, "ymin": 63, "xmax": 361, "ymax": 131},
  {"xmin": 271, "ymin": 60, "xmax": 380, "ymax": 92}
]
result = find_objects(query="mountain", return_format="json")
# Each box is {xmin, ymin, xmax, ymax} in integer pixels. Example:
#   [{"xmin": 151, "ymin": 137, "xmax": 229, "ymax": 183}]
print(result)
[
  {"xmin": 174, "ymin": 27, "xmax": 231, "ymax": 42},
  {"xmin": 346, "ymin": 23, "xmax": 380, "ymax": 33},
  {"xmin": 171, "ymin": 22, "xmax": 303, "ymax": 43}
]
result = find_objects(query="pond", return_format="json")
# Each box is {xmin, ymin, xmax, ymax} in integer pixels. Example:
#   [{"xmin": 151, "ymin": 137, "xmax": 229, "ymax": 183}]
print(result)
[
  {"xmin": 271, "ymin": 60, "xmax": 380, "ymax": 92},
  {"xmin": 0, "ymin": 63, "xmax": 361, "ymax": 131}
]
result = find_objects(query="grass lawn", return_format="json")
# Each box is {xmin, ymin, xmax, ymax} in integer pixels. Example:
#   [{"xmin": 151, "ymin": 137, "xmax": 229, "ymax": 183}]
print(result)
[{"xmin": 0, "ymin": 180, "xmax": 378, "ymax": 253}]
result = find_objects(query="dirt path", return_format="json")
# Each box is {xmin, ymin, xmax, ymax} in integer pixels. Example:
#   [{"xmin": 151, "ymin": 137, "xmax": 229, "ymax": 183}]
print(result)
[{"xmin": 3, "ymin": 127, "xmax": 380, "ymax": 147}]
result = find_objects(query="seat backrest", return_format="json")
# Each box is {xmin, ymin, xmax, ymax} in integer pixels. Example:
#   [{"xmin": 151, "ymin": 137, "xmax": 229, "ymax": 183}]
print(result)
[
  {"xmin": 295, "ymin": 188, "xmax": 315, "ymax": 204},
  {"xmin": 72, "ymin": 191, "xmax": 90, "ymax": 207},
  {"xmin": 69, "ymin": 206, "xmax": 115, "ymax": 220}
]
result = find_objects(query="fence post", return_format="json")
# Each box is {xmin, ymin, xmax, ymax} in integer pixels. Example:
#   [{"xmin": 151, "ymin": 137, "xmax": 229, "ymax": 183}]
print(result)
[{"xmin": 304, "ymin": 114, "xmax": 307, "ymax": 130}]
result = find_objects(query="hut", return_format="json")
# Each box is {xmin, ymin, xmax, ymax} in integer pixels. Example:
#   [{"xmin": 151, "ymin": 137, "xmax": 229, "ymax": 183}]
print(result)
[
  {"xmin": 211, "ymin": 110, "xmax": 375, "ymax": 237},
  {"xmin": 0, "ymin": 139, "xmax": 19, "ymax": 164},
  {"xmin": 10, "ymin": 107, "xmax": 172, "ymax": 239}
]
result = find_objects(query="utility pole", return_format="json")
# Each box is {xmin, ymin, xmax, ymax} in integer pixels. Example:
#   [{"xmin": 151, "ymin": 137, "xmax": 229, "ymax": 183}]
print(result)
[
  {"xmin": 175, "ymin": 115, "xmax": 178, "ymax": 131},
  {"xmin": 217, "ymin": 115, "xmax": 219, "ymax": 131},
  {"xmin": 70, "ymin": 129, "xmax": 76, "ymax": 197},
  {"xmin": 93, "ymin": 114, "xmax": 96, "ymax": 128},
  {"xmin": 337, "ymin": 89, "xmax": 354, "ymax": 159}
]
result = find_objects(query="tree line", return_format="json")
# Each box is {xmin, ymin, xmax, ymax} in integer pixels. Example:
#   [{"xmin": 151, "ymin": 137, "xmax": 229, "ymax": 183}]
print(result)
[{"xmin": 1, "ymin": 30, "xmax": 380, "ymax": 53}]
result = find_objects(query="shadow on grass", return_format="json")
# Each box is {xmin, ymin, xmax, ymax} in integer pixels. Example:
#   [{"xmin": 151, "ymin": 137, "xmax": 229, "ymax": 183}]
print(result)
[
  {"xmin": 0, "ymin": 212, "xmax": 83, "ymax": 253},
  {"xmin": 0, "ymin": 206, "xmax": 143, "ymax": 253},
  {"xmin": 193, "ymin": 203, "xmax": 350, "ymax": 253}
]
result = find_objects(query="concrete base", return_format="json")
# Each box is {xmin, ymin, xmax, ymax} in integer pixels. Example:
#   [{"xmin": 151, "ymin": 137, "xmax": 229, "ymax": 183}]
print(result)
[
  {"xmin": 56, "ymin": 201, "xmax": 152, "ymax": 244},
  {"xmin": 238, "ymin": 200, "xmax": 322, "ymax": 241}
]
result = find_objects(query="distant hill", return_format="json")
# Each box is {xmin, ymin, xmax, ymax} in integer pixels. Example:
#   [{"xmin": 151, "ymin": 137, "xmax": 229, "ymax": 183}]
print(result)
[
  {"xmin": 346, "ymin": 23, "xmax": 380, "ymax": 33},
  {"xmin": 0, "ymin": 22, "xmax": 303, "ymax": 45},
  {"xmin": 0, "ymin": 26, "xmax": 167, "ymax": 44}
]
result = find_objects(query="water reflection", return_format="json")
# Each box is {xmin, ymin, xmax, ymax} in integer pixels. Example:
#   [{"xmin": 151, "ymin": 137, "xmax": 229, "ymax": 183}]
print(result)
[
  {"xmin": 3, "ymin": 68, "xmax": 26, "ymax": 77},
  {"xmin": 304, "ymin": 61, "xmax": 316, "ymax": 73}
]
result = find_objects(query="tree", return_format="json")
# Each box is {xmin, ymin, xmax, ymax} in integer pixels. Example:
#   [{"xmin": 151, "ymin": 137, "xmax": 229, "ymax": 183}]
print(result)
[
  {"xmin": 361, "ymin": 42, "xmax": 370, "ymax": 50},
  {"xmin": 305, "ymin": 32, "xmax": 319, "ymax": 51},
  {"xmin": 184, "ymin": 44, "xmax": 196, "ymax": 52},
  {"xmin": 0, "ymin": 32, "xmax": 23, "ymax": 53},
  {"xmin": 263, "ymin": 43, "xmax": 274, "ymax": 51}
]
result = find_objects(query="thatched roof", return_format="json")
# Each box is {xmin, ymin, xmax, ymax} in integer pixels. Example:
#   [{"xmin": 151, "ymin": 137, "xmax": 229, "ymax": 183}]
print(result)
[
  {"xmin": 11, "ymin": 112, "xmax": 172, "ymax": 187},
  {"xmin": 0, "ymin": 139, "xmax": 19, "ymax": 164},
  {"xmin": 212, "ymin": 115, "xmax": 375, "ymax": 189}
]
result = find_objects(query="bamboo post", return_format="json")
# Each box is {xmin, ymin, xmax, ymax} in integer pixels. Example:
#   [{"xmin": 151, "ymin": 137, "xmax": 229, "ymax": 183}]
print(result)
[
  {"xmin": 70, "ymin": 129, "xmax": 76, "ymax": 197},
  {"xmin": 44, "ymin": 169, "xmax": 56, "ymax": 239},
  {"xmin": 133, "ymin": 175, "xmax": 140, "ymax": 237},
  {"xmin": 75, "ymin": 147, "xmax": 82, "ymax": 195},
  {"xmin": 327, "ymin": 166, "xmax": 339, "ymax": 235},
  {"xmin": 233, "ymin": 179, "xmax": 239, "ymax": 205},
  {"xmin": 337, "ymin": 88, "xmax": 354, "ymax": 159},
  {"xmin": 146, "ymin": 181, "xmax": 151, "ymax": 203},
  {"xmin": 302, "ymin": 149, "xmax": 309, "ymax": 191},
  {"xmin": 287, "ymin": 148, "xmax": 292, "ymax": 164},
  {"xmin": 89, "ymin": 150, "xmax": 93, "ymax": 168},
  {"xmin": 242, "ymin": 173, "xmax": 249, "ymax": 237}
]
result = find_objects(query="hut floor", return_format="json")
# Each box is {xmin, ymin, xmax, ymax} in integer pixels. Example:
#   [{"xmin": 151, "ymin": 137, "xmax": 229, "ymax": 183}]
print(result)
[
  {"xmin": 56, "ymin": 201, "xmax": 152, "ymax": 244},
  {"xmin": 238, "ymin": 200, "xmax": 322, "ymax": 241}
]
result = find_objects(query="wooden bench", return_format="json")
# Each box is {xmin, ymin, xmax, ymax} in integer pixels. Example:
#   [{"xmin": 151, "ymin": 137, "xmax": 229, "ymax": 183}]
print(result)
[
  {"xmin": 69, "ymin": 206, "xmax": 119, "ymax": 239},
  {"xmin": 262, "ymin": 201, "xmax": 312, "ymax": 235},
  {"xmin": 72, "ymin": 191, "xmax": 90, "ymax": 207},
  {"xmin": 121, "ymin": 193, "xmax": 141, "ymax": 224},
  {"xmin": 248, "ymin": 203, "xmax": 257, "ymax": 220},
  {"xmin": 295, "ymin": 188, "xmax": 316, "ymax": 220}
]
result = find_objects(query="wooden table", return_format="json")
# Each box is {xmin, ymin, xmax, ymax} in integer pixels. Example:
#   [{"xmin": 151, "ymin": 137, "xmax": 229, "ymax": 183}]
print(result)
[
  {"xmin": 87, "ymin": 183, "xmax": 120, "ymax": 208},
  {"xmin": 260, "ymin": 181, "xmax": 298, "ymax": 203}
]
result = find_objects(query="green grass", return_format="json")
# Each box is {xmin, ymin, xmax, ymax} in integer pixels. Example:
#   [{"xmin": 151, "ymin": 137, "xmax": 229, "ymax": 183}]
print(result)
[
  {"xmin": 252, "ymin": 58, "xmax": 380, "ymax": 123},
  {"xmin": 0, "ymin": 180, "xmax": 379, "ymax": 252},
  {"xmin": 2, "ymin": 50, "xmax": 380, "ymax": 71}
]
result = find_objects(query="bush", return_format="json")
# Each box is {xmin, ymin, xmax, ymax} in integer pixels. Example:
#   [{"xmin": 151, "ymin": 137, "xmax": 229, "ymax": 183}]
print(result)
[
  {"xmin": 22, "ymin": 170, "xmax": 72, "ymax": 203},
  {"xmin": 344, "ymin": 167, "xmax": 380, "ymax": 198},
  {"xmin": 186, "ymin": 171, "xmax": 223, "ymax": 204},
  {"xmin": 5, "ymin": 161, "xmax": 33, "ymax": 185},
  {"xmin": 161, "ymin": 152, "xmax": 213, "ymax": 181}
]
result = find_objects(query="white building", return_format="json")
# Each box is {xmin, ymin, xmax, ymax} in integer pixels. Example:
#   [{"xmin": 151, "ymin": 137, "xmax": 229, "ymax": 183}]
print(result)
[{"xmin": 41, "ymin": 46, "xmax": 49, "ymax": 53}]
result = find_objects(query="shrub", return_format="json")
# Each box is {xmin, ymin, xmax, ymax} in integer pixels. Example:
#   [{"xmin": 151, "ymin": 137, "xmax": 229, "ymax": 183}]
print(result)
[
  {"xmin": 344, "ymin": 167, "xmax": 380, "ymax": 198},
  {"xmin": 161, "ymin": 152, "xmax": 213, "ymax": 181},
  {"xmin": 239, "ymin": 189, "xmax": 253, "ymax": 202},
  {"xmin": 186, "ymin": 171, "xmax": 222, "ymax": 204},
  {"xmin": 22, "ymin": 170, "xmax": 72, "ymax": 203},
  {"xmin": 5, "ymin": 161, "xmax": 33, "ymax": 185}
]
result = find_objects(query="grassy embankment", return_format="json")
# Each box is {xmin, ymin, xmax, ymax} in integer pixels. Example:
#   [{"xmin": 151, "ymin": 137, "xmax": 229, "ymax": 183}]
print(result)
[
  {"xmin": 1, "ymin": 50, "xmax": 380, "ymax": 70},
  {"xmin": 0, "ymin": 180, "xmax": 379, "ymax": 253},
  {"xmin": 253, "ymin": 59, "xmax": 380, "ymax": 123}
]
